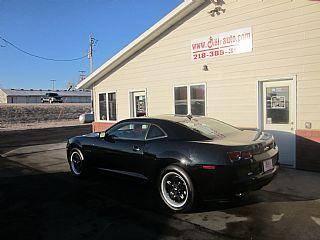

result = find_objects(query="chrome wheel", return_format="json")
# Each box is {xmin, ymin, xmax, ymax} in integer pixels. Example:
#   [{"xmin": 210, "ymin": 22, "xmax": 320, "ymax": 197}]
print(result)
[
  {"xmin": 161, "ymin": 172, "xmax": 189, "ymax": 208},
  {"xmin": 70, "ymin": 150, "xmax": 83, "ymax": 176}
]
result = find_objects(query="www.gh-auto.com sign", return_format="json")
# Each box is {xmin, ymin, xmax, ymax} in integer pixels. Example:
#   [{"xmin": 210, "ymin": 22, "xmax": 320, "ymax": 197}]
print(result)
[{"xmin": 191, "ymin": 27, "xmax": 252, "ymax": 61}]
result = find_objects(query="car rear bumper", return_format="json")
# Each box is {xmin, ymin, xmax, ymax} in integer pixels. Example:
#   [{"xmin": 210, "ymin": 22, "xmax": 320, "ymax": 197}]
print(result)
[
  {"xmin": 190, "ymin": 154, "xmax": 279, "ymax": 201},
  {"xmin": 231, "ymin": 164, "xmax": 278, "ymax": 193}
]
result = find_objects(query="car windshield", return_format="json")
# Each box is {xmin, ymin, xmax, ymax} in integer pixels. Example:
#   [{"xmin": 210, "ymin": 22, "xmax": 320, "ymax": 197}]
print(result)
[
  {"xmin": 157, "ymin": 115, "xmax": 241, "ymax": 139},
  {"xmin": 48, "ymin": 93, "xmax": 58, "ymax": 97}
]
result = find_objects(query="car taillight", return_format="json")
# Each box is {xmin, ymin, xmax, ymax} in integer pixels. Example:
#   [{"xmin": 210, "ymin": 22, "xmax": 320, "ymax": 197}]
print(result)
[
  {"xmin": 202, "ymin": 165, "xmax": 216, "ymax": 170},
  {"xmin": 228, "ymin": 151, "xmax": 253, "ymax": 162},
  {"xmin": 228, "ymin": 151, "xmax": 241, "ymax": 161}
]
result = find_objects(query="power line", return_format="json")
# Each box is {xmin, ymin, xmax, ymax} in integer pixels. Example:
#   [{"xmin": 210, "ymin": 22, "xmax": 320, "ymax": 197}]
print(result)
[{"xmin": 0, "ymin": 36, "xmax": 88, "ymax": 62}]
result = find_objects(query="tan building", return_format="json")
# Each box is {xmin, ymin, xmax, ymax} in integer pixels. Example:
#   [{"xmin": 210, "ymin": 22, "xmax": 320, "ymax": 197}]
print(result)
[{"xmin": 77, "ymin": 0, "xmax": 320, "ymax": 172}]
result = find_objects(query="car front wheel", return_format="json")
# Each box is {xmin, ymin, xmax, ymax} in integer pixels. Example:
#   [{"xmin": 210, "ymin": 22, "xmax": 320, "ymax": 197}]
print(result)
[
  {"xmin": 159, "ymin": 166, "xmax": 194, "ymax": 212},
  {"xmin": 69, "ymin": 148, "xmax": 87, "ymax": 177}
]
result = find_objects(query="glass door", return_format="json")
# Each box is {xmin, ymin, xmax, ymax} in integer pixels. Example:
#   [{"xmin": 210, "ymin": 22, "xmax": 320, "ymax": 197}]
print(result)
[
  {"xmin": 130, "ymin": 91, "xmax": 147, "ymax": 118},
  {"xmin": 262, "ymin": 80, "xmax": 296, "ymax": 167}
]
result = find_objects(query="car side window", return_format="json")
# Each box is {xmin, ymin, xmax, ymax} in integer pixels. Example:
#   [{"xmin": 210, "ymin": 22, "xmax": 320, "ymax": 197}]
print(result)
[
  {"xmin": 147, "ymin": 125, "xmax": 167, "ymax": 140},
  {"xmin": 109, "ymin": 122, "xmax": 149, "ymax": 140}
]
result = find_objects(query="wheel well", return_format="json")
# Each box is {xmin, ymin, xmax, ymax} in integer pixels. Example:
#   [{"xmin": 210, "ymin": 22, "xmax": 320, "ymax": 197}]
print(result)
[
  {"xmin": 155, "ymin": 160, "xmax": 188, "ymax": 183},
  {"xmin": 156, "ymin": 162, "xmax": 200, "ymax": 198},
  {"xmin": 67, "ymin": 143, "xmax": 82, "ymax": 158}
]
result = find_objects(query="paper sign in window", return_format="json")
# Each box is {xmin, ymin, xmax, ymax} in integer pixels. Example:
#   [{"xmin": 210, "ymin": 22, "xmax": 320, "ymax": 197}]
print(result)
[{"xmin": 271, "ymin": 96, "xmax": 286, "ymax": 109}]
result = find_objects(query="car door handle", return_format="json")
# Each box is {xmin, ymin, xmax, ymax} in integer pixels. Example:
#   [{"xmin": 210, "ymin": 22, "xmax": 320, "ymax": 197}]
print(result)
[{"xmin": 132, "ymin": 146, "xmax": 141, "ymax": 152}]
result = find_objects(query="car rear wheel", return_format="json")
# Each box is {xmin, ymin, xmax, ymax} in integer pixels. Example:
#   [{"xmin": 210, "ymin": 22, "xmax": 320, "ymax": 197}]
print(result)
[
  {"xmin": 69, "ymin": 148, "xmax": 87, "ymax": 177},
  {"xmin": 159, "ymin": 166, "xmax": 194, "ymax": 212}
]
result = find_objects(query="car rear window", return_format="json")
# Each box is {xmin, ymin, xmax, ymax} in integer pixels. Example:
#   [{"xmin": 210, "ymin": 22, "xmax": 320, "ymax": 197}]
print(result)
[
  {"xmin": 147, "ymin": 125, "xmax": 166, "ymax": 139},
  {"xmin": 178, "ymin": 117, "xmax": 241, "ymax": 139}
]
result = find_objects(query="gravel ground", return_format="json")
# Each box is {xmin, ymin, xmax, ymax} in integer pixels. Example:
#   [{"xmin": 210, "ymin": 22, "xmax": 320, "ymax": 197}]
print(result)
[
  {"xmin": 0, "ymin": 103, "xmax": 91, "ymax": 123},
  {"xmin": 0, "ymin": 103, "xmax": 91, "ymax": 131},
  {"xmin": 0, "ymin": 119, "xmax": 90, "ymax": 132}
]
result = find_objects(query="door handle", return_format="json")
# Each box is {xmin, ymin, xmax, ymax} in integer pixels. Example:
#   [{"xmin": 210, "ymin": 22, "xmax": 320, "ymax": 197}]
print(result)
[{"xmin": 132, "ymin": 146, "xmax": 141, "ymax": 152}]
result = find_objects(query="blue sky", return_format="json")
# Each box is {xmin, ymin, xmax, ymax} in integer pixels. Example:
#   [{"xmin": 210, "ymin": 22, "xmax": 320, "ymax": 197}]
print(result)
[{"xmin": 0, "ymin": 0, "xmax": 182, "ymax": 90}]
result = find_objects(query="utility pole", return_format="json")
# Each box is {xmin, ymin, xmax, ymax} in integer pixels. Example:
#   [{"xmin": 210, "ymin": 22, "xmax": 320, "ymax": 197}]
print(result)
[
  {"xmin": 88, "ymin": 34, "xmax": 97, "ymax": 113},
  {"xmin": 50, "ymin": 79, "xmax": 56, "ymax": 91},
  {"xmin": 88, "ymin": 34, "xmax": 96, "ymax": 74}
]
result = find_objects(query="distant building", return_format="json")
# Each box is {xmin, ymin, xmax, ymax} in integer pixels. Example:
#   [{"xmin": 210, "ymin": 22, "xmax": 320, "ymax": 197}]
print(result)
[{"xmin": 0, "ymin": 88, "xmax": 91, "ymax": 104}]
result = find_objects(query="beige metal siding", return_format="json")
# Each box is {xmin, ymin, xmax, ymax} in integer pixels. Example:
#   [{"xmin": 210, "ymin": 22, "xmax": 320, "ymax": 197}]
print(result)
[
  {"xmin": 0, "ymin": 90, "xmax": 7, "ymax": 104},
  {"xmin": 94, "ymin": 0, "xmax": 320, "ymax": 129}
]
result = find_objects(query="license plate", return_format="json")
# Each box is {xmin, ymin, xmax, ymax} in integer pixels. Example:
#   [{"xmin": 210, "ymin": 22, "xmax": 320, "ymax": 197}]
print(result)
[{"xmin": 263, "ymin": 159, "xmax": 274, "ymax": 172}]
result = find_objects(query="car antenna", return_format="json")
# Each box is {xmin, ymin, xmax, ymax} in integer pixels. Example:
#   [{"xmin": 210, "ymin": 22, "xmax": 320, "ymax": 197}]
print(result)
[{"xmin": 187, "ymin": 114, "xmax": 193, "ymax": 120}]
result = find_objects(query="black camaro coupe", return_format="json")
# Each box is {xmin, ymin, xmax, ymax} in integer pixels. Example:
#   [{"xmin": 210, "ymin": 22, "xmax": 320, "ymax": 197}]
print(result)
[{"xmin": 67, "ymin": 115, "xmax": 279, "ymax": 212}]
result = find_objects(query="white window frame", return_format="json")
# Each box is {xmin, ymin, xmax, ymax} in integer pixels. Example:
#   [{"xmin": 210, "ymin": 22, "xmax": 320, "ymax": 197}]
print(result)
[
  {"xmin": 173, "ymin": 84, "xmax": 189, "ymax": 115},
  {"xmin": 98, "ymin": 91, "xmax": 118, "ymax": 123},
  {"xmin": 173, "ymin": 83, "xmax": 207, "ymax": 116},
  {"xmin": 128, "ymin": 89, "xmax": 148, "ymax": 118}
]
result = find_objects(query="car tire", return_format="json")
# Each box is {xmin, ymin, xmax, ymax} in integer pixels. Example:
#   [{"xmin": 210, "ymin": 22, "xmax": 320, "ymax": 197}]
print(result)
[
  {"xmin": 159, "ymin": 165, "xmax": 195, "ymax": 213},
  {"xmin": 68, "ymin": 148, "xmax": 88, "ymax": 178}
]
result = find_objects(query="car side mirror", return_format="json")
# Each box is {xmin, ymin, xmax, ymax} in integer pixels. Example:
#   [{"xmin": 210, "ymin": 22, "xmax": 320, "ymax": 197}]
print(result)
[
  {"xmin": 99, "ymin": 132, "xmax": 105, "ymax": 139},
  {"xmin": 101, "ymin": 132, "xmax": 116, "ymax": 142}
]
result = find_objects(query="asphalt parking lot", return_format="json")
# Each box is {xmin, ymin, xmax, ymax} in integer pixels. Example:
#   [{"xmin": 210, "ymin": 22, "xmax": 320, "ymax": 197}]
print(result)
[{"xmin": 1, "ymin": 126, "xmax": 320, "ymax": 240}]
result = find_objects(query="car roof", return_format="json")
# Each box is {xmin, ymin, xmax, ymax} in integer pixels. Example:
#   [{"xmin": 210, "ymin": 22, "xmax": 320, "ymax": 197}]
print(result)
[
  {"xmin": 122, "ymin": 114, "xmax": 206, "ymax": 124},
  {"xmin": 119, "ymin": 115, "xmax": 208, "ymax": 140}
]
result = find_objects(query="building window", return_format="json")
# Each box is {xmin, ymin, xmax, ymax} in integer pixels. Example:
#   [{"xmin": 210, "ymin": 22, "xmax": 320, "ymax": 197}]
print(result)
[
  {"xmin": 174, "ymin": 86, "xmax": 188, "ymax": 115},
  {"xmin": 99, "ymin": 93, "xmax": 107, "ymax": 120},
  {"xmin": 174, "ymin": 84, "xmax": 206, "ymax": 116},
  {"xmin": 108, "ymin": 92, "xmax": 117, "ymax": 121},
  {"xmin": 190, "ymin": 84, "xmax": 205, "ymax": 116},
  {"xmin": 99, "ymin": 92, "xmax": 117, "ymax": 121}
]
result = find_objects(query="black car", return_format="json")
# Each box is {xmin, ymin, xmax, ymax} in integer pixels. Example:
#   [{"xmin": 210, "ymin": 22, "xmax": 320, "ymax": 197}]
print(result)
[
  {"xmin": 67, "ymin": 115, "xmax": 279, "ymax": 212},
  {"xmin": 41, "ymin": 93, "xmax": 63, "ymax": 103}
]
